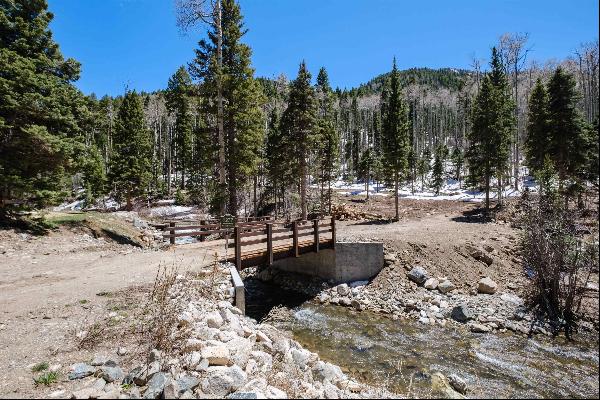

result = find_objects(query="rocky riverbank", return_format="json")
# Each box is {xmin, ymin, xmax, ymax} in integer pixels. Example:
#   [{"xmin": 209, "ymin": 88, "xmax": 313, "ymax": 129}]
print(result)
[
  {"xmin": 57, "ymin": 265, "xmax": 396, "ymax": 399},
  {"xmin": 253, "ymin": 247, "xmax": 599, "ymax": 338}
]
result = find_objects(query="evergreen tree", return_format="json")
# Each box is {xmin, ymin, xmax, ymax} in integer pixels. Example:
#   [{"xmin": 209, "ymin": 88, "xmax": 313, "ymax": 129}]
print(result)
[
  {"xmin": 108, "ymin": 91, "xmax": 152, "ymax": 209},
  {"xmin": 166, "ymin": 66, "xmax": 194, "ymax": 190},
  {"xmin": 280, "ymin": 61, "xmax": 318, "ymax": 220},
  {"xmin": 451, "ymin": 147, "xmax": 464, "ymax": 188},
  {"xmin": 189, "ymin": 0, "xmax": 264, "ymax": 215},
  {"xmin": 432, "ymin": 144, "xmax": 446, "ymax": 195},
  {"xmin": 0, "ymin": 0, "xmax": 87, "ymax": 211},
  {"xmin": 546, "ymin": 67, "xmax": 588, "ymax": 188},
  {"xmin": 381, "ymin": 58, "xmax": 410, "ymax": 220},
  {"xmin": 525, "ymin": 78, "xmax": 551, "ymax": 176},
  {"xmin": 467, "ymin": 47, "xmax": 514, "ymax": 209},
  {"xmin": 81, "ymin": 145, "xmax": 107, "ymax": 205},
  {"xmin": 417, "ymin": 148, "xmax": 431, "ymax": 191},
  {"xmin": 586, "ymin": 119, "xmax": 599, "ymax": 188},
  {"xmin": 315, "ymin": 67, "xmax": 339, "ymax": 213}
]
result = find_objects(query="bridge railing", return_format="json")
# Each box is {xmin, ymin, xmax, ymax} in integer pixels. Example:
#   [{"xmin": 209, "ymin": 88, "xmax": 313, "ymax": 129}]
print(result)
[
  {"xmin": 230, "ymin": 217, "xmax": 336, "ymax": 270},
  {"xmin": 160, "ymin": 216, "xmax": 274, "ymax": 244}
]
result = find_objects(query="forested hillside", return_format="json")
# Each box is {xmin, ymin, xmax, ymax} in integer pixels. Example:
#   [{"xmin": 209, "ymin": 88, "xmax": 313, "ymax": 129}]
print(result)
[{"xmin": 1, "ymin": 0, "xmax": 598, "ymax": 222}]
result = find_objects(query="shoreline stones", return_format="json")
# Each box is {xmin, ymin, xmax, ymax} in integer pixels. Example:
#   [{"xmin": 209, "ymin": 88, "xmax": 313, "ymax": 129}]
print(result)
[
  {"xmin": 407, "ymin": 266, "xmax": 429, "ymax": 285},
  {"xmin": 478, "ymin": 277, "xmax": 498, "ymax": 294}
]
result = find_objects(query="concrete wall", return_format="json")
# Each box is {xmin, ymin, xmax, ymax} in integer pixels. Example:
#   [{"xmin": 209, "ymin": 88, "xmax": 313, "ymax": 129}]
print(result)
[{"xmin": 271, "ymin": 242, "xmax": 384, "ymax": 284}]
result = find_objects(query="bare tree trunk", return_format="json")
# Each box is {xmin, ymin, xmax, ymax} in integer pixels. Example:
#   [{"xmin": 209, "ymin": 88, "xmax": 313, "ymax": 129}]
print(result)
[
  {"xmin": 216, "ymin": 0, "xmax": 226, "ymax": 215},
  {"xmin": 300, "ymin": 154, "xmax": 307, "ymax": 221},
  {"xmin": 253, "ymin": 175, "xmax": 257, "ymax": 217},
  {"xmin": 394, "ymin": 171, "xmax": 399, "ymax": 220}
]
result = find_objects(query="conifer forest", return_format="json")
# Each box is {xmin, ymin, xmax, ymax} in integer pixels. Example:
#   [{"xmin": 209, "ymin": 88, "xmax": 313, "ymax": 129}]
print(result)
[{"xmin": 0, "ymin": 1, "xmax": 598, "ymax": 399}]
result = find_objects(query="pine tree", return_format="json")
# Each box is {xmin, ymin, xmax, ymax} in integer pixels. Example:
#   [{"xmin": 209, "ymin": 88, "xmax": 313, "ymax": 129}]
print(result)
[
  {"xmin": 417, "ymin": 148, "xmax": 431, "ymax": 191},
  {"xmin": 280, "ymin": 61, "xmax": 318, "ymax": 220},
  {"xmin": 467, "ymin": 47, "xmax": 514, "ymax": 209},
  {"xmin": 546, "ymin": 67, "xmax": 588, "ymax": 188},
  {"xmin": 381, "ymin": 58, "xmax": 410, "ymax": 220},
  {"xmin": 166, "ymin": 66, "xmax": 194, "ymax": 190},
  {"xmin": 525, "ymin": 78, "xmax": 551, "ymax": 176},
  {"xmin": 81, "ymin": 145, "xmax": 106, "ymax": 205},
  {"xmin": 315, "ymin": 67, "xmax": 339, "ymax": 213},
  {"xmin": 0, "ymin": 0, "xmax": 87, "ymax": 211},
  {"xmin": 432, "ymin": 144, "xmax": 446, "ymax": 195},
  {"xmin": 108, "ymin": 91, "xmax": 152, "ymax": 209},
  {"xmin": 451, "ymin": 147, "xmax": 464, "ymax": 188},
  {"xmin": 189, "ymin": 0, "xmax": 264, "ymax": 215}
]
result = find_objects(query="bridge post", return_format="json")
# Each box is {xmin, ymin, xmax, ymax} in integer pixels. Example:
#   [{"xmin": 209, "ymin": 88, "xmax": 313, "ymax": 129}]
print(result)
[
  {"xmin": 169, "ymin": 222, "xmax": 176, "ymax": 245},
  {"xmin": 234, "ymin": 226, "xmax": 241, "ymax": 271},
  {"xmin": 292, "ymin": 221, "xmax": 299, "ymax": 257},
  {"xmin": 266, "ymin": 223, "xmax": 273, "ymax": 265},
  {"xmin": 199, "ymin": 219, "xmax": 206, "ymax": 242},
  {"xmin": 313, "ymin": 219, "xmax": 319, "ymax": 253},
  {"xmin": 331, "ymin": 216, "xmax": 336, "ymax": 248}
]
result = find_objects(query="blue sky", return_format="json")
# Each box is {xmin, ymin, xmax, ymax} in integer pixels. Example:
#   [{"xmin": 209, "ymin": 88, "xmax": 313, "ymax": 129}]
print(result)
[{"xmin": 48, "ymin": 0, "xmax": 599, "ymax": 97}]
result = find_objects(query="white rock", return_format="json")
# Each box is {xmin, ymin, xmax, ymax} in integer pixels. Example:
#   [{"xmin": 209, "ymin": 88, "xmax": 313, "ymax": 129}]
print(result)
[
  {"xmin": 337, "ymin": 284, "xmax": 350, "ymax": 296},
  {"xmin": 478, "ymin": 277, "xmax": 498, "ymax": 294},
  {"xmin": 201, "ymin": 345, "xmax": 230, "ymax": 366},
  {"xmin": 424, "ymin": 278, "xmax": 439, "ymax": 290},
  {"xmin": 206, "ymin": 311, "xmax": 224, "ymax": 329}
]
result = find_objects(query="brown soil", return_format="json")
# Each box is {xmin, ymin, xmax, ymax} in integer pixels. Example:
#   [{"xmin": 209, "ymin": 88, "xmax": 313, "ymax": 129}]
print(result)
[{"xmin": 0, "ymin": 197, "xmax": 597, "ymax": 397}]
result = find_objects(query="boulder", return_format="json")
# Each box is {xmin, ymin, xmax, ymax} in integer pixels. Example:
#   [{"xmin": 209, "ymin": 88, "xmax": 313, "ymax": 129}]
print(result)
[
  {"xmin": 336, "ymin": 284, "xmax": 350, "ymax": 296},
  {"xmin": 176, "ymin": 375, "xmax": 201, "ymax": 394},
  {"xmin": 407, "ymin": 267, "xmax": 429, "ymax": 285},
  {"xmin": 312, "ymin": 361, "xmax": 344, "ymax": 383},
  {"xmin": 201, "ymin": 366, "xmax": 246, "ymax": 397},
  {"xmin": 437, "ymin": 280, "xmax": 455, "ymax": 294},
  {"xmin": 448, "ymin": 374, "xmax": 468, "ymax": 395},
  {"xmin": 424, "ymin": 278, "xmax": 439, "ymax": 290},
  {"xmin": 206, "ymin": 311, "xmax": 224, "ymax": 329},
  {"xmin": 431, "ymin": 372, "xmax": 466, "ymax": 399},
  {"xmin": 201, "ymin": 346, "xmax": 230, "ymax": 366},
  {"xmin": 96, "ymin": 366, "xmax": 124, "ymax": 383},
  {"xmin": 162, "ymin": 380, "xmax": 180, "ymax": 399},
  {"xmin": 290, "ymin": 348, "xmax": 311, "ymax": 370},
  {"xmin": 68, "ymin": 363, "xmax": 96, "ymax": 380},
  {"xmin": 478, "ymin": 277, "xmax": 498, "ymax": 294},
  {"xmin": 451, "ymin": 305, "xmax": 474, "ymax": 323},
  {"xmin": 143, "ymin": 372, "xmax": 171, "ymax": 399}
]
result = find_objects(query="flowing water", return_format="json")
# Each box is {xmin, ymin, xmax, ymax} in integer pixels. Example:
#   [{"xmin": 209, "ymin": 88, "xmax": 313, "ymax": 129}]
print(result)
[{"xmin": 245, "ymin": 279, "xmax": 600, "ymax": 399}]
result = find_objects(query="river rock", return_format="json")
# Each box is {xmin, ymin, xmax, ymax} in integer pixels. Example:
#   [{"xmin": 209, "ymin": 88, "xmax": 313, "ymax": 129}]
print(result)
[
  {"xmin": 431, "ymin": 372, "xmax": 466, "ymax": 399},
  {"xmin": 291, "ymin": 348, "xmax": 312, "ymax": 370},
  {"xmin": 424, "ymin": 278, "xmax": 439, "ymax": 290},
  {"xmin": 337, "ymin": 284, "xmax": 350, "ymax": 296},
  {"xmin": 202, "ymin": 345, "xmax": 230, "ymax": 366},
  {"xmin": 68, "ymin": 363, "xmax": 96, "ymax": 380},
  {"xmin": 470, "ymin": 323, "xmax": 491, "ymax": 333},
  {"xmin": 451, "ymin": 305, "xmax": 473, "ymax": 323},
  {"xmin": 312, "ymin": 361, "xmax": 344, "ymax": 383},
  {"xmin": 144, "ymin": 372, "xmax": 171, "ymax": 399},
  {"xmin": 448, "ymin": 374, "xmax": 468, "ymax": 395},
  {"xmin": 407, "ymin": 266, "xmax": 428, "ymax": 285},
  {"xmin": 96, "ymin": 366, "xmax": 124, "ymax": 383},
  {"xmin": 478, "ymin": 277, "xmax": 498, "ymax": 294},
  {"xmin": 206, "ymin": 311, "xmax": 224, "ymax": 329},
  {"xmin": 201, "ymin": 366, "xmax": 246, "ymax": 397},
  {"xmin": 438, "ymin": 279, "xmax": 455, "ymax": 294}
]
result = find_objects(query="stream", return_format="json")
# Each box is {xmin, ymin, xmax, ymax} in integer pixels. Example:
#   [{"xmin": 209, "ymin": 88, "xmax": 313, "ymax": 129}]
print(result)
[{"xmin": 245, "ymin": 278, "xmax": 600, "ymax": 399}]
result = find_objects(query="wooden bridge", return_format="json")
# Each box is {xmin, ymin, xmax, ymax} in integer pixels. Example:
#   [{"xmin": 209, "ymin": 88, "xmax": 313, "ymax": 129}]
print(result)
[{"xmin": 161, "ymin": 217, "xmax": 336, "ymax": 270}]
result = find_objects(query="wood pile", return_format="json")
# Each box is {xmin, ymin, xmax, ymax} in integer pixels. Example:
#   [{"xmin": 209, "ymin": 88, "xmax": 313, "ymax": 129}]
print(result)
[{"xmin": 332, "ymin": 203, "xmax": 384, "ymax": 221}]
